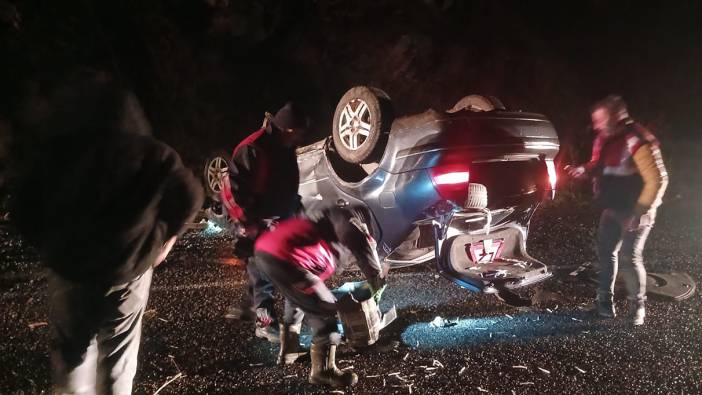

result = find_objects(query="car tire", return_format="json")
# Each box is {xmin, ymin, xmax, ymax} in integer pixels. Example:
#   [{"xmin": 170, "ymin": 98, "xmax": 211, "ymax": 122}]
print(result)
[
  {"xmin": 465, "ymin": 183, "xmax": 488, "ymax": 209},
  {"xmin": 447, "ymin": 95, "xmax": 506, "ymax": 113},
  {"xmin": 332, "ymin": 86, "xmax": 394, "ymax": 164},
  {"xmin": 203, "ymin": 150, "xmax": 231, "ymax": 202}
]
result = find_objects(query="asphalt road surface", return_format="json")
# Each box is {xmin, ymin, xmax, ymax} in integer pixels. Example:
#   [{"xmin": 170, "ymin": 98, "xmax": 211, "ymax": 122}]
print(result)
[{"xmin": 2, "ymin": 183, "xmax": 701, "ymax": 394}]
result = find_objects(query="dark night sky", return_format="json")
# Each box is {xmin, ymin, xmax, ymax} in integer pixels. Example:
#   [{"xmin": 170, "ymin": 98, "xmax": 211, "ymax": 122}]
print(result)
[{"xmin": 1, "ymin": 1, "xmax": 701, "ymax": 166}]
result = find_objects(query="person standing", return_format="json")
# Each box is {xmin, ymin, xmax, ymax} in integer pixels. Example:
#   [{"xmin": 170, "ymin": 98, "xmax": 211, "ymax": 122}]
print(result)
[
  {"xmin": 567, "ymin": 95, "xmax": 668, "ymax": 325},
  {"xmin": 10, "ymin": 72, "xmax": 203, "ymax": 394},
  {"xmin": 220, "ymin": 102, "xmax": 309, "ymax": 343}
]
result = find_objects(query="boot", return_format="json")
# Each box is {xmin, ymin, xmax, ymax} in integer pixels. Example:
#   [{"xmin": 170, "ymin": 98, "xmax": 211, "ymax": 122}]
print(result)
[
  {"xmin": 628, "ymin": 301, "xmax": 645, "ymax": 326},
  {"xmin": 309, "ymin": 343, "xmax": 358, "ymax": 388},
  {"xmin": 277, "ymin": 323, "xmax": 308, "ymax": 365},
  {"xmin": 591, "ymin": 294, "xmax": 616, "ymax": 318}
]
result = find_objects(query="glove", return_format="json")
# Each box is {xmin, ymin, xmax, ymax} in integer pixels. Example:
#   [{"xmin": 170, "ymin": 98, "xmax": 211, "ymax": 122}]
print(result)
[
  {"xmin": 368, "ymin": 276, "xmax": 387, "ymax": 304},
  {"xmin": 564, "ymin": 165, "xmax": 586, "ymax": 179},
  {"xmin": 232, "ymin": 236, "xmax": 255, "ymax": 259},
  {"xmin": 624, "ymin": 212, "xmax": 653, "ymax": 232}
]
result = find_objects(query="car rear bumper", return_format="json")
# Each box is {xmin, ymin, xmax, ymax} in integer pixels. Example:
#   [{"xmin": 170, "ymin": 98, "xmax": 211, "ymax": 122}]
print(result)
[{"xmin": 435, "ymin": 224, "xmax": 551, "ymax": 293}]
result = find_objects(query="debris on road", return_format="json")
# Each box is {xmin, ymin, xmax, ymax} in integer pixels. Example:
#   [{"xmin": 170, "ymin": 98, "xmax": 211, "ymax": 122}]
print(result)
[
  {"xmin": 153, "ymin": 372, "xmax": 184, "ymax": 395},
  {"xmin": 27, "ymin": 321, "xmax": 48, "ymax": 330},
  {"xmin": 569, "ymin": 262, "xmax": 592, "ymax": 276},
  {"xmin": 430, "ymin": 316, "xmax": 457, "ymax": 328}
]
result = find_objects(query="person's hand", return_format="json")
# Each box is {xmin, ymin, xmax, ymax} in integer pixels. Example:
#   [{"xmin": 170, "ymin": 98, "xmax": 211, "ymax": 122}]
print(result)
[
  {"xmin": 624, "ymin": 212, "xmax": 652, "ymax": 232},
  {"xmin": 154, "ymin": 236, "xmax": 177, "ymax": 267},
  {"xmin": 232, "ymin": 236, "xmax": 255, "ymax": 259},
  {"xmin": 241, "ymin": 222, "xmax": 260, "ymax": 238},
  {"xmin": 368, "ymin": 276, "xmax": 387, "ymax": 304},
  {"xmin": 564, "ymin": 165, "xmax": 586, "ymax": 179}
]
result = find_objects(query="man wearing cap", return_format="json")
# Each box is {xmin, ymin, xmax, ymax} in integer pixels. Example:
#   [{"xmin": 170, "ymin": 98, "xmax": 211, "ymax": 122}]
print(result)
[{"xmin": 221, "ymin": 102, "xmax": 309, "ymax": 345}]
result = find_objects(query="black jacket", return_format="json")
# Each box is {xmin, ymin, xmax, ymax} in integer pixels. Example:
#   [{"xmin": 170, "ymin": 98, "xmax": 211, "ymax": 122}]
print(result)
[
  {"xmin": 228, "ymin": 127, "xmax": 300, "ymax": 223},
  {"xmin": 12, "ymin": 130, "xmax": 203, "ymax": 284}
]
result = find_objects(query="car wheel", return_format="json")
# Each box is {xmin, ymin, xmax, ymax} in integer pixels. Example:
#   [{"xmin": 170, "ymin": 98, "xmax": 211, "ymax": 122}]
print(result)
[
  {"xmin": 332, "ymin": 86, "xmax": 394, "ymax": 164},
  {"xmin": 447, "ymin": 95, "xmax": 506, "ymax": 113},
  {"xmin": 203, "ymin": 150, "xmax": 231, "ymax": 202}
]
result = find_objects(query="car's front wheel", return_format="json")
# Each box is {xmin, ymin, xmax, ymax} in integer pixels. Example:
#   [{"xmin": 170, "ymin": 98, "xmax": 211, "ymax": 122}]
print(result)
[{"xmin": 332, "ymin": 86, "xmax": 394, "ymax": 164}]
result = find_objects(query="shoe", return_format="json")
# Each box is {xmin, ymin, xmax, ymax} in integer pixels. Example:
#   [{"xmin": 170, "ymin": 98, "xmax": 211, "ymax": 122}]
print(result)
[
  {"xmin": 590, "ymin": 295, "xmax": 616, "ymax": 318},
  {"xmin": 277, "ymin": 323, "xmax": 308, "ymax": 365},
  {"xmin": 309, "ymin": 343, "xmax": 358, "ymax": 388},
  {"xmin": 255, "ymin": 308, "xmax": 280, "ymax": 343},
  {"xmin": 628, "ymin": 302, "xmax": 645, "ymax": 326}
]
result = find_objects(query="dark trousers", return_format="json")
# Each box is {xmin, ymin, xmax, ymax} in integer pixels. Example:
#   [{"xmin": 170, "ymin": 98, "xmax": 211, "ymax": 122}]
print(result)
[
  {"xmin": 255, "ymin": 252, "xmax": 340, "ymax": 345},
  {"xmin": 246, "ymin": 256, "xmax": 276, "ymax": 312},
  {"xmin": 48, "ymin": 268, "xmax": 153, "ymax": 395},
  {"xmin": 597, "ymin": 208, "xmax": 653, "ymax": 304},
  {"xmin": 245, "ymin": 256, "xmax": 304, "ymax": 325}
]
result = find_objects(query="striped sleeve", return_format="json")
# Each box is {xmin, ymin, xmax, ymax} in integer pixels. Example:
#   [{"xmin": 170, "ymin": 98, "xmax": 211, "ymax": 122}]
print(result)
[{"xmin": 632, "ymin": 144, "xmax": 668, "ymax": 214}]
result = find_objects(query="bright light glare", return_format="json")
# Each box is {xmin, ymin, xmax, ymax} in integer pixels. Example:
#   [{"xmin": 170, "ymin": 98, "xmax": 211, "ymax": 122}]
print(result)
[
  {"xmin": 546, "ymin": 160, "xmax": 557, "ymax": 190},
  {"xmin": 433, "ymin": 171, "xmax": 470, "ymax": 185}
]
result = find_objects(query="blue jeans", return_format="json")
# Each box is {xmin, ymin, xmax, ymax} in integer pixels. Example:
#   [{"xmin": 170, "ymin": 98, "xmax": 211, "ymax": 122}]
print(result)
[
  {"xmin": 48, "ymin": 268, "xmax": 153, "ymax": 395},
  {"xmin": 597, "ymin": 209, "xmax": 653, "ymax": 305}
]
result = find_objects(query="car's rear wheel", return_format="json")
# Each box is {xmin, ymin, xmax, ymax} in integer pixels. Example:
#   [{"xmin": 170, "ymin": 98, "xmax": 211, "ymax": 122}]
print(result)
[
  {"xmin": 203, "ymin": 150, "xmax": 230, "ymax": 202},
  {"xmin": 332, "ymin": 86, "xmax": 394, "ymax": 164},
  {"xmin": 447, "ymin": 95, "xmax": 506, "ymax": 113}
]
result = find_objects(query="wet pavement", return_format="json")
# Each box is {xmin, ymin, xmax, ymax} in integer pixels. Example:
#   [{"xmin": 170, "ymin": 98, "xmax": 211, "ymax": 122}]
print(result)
[{"xmin": 1, "ymin": 188, "xmax": 701, "ymax": 394}]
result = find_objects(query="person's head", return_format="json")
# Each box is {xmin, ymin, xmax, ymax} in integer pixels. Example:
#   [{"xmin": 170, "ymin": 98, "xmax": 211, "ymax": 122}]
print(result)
[
  {"xmin": 12, "ymin": 70, "xmax": 152, "ymax": 142},
  {"xmin": 590, "ymin": 95, "xmax": 630, "ymax": 136},
  {"xmin": 269, "ymin": 101, "xmax": 310, "ymax": 148}
]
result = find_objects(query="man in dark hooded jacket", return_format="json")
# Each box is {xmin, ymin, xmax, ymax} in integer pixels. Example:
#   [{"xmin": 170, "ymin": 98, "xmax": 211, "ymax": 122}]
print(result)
[{"xmin": 10, "ymin": 72, "xmax": 203, "ymax": 394}]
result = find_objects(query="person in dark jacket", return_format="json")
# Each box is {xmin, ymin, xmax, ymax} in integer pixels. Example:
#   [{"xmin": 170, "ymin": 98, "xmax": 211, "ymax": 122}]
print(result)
[
  {"xmin": 220, "ymin": 102, "xmax": 308, "ymax": 343},
  {"xmin": 254, "ymin": 206, "xmax": 386, "ymax": 388},
  {"xmin": 566, "ymin": 95, "xmax": 668, "ymax": 325},
  {"xmin": 10, "ymin": 72, "xmax": 203, "ymax": 394}
]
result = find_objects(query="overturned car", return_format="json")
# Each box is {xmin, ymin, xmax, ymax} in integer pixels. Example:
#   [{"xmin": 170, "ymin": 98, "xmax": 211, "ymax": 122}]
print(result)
[{"xmin": 205, "ymin": 86, "xmax": 560, "ymax": 297}]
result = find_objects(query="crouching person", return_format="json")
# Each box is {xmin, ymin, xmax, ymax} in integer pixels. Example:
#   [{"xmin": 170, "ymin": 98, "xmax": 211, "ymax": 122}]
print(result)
[{"xmin": 253, "ymin": 206, "xmax": 386, "ymax": 388}]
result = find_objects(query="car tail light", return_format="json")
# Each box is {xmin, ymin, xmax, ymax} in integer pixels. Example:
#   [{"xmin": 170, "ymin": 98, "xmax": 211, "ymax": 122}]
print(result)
[{"xmin": 430, "ymin": 165, "xmax": 470, "ymax": 203}]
